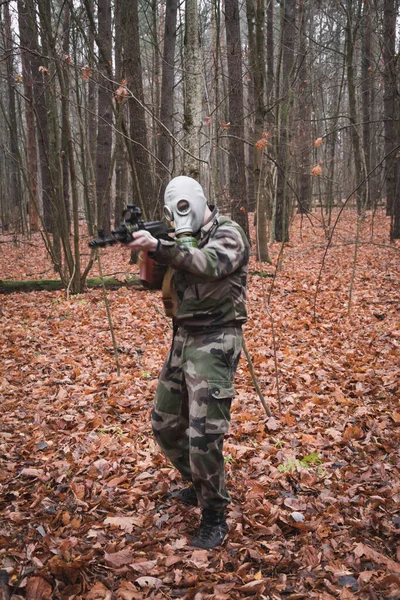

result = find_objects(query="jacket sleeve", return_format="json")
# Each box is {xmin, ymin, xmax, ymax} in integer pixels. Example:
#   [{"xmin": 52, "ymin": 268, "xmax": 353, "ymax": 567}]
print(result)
[{"xmin": 150, "ymin": 225, "xmax": 248, "ymax": 280}]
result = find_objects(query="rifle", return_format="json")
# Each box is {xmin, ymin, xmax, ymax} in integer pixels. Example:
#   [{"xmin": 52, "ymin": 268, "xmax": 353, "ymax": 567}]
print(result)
[{"xmin": 88, "ymin": 204, "xmax": 173, "ymax": 248}]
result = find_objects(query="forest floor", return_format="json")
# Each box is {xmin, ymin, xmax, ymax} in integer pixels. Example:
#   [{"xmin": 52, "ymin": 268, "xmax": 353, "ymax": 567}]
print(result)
[{"xmin": 0, "ymin": 208, "xmax": 399, "ymax": 600}]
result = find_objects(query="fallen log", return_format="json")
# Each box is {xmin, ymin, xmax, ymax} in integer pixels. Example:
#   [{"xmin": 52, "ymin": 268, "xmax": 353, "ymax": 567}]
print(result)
[{"xmin": 0, "ymin": 277, "xmax": 141, "ymax": 294}]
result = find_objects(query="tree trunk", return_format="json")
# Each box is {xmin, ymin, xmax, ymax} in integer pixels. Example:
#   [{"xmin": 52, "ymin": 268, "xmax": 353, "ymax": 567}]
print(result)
[
  {"xmin": 245, "ymin": 0, "xmax": 270, "ymax": 259},
  {"xmin": 24, "ymin": 0, "xmax": 54, "ymax": 234},
  {"xmin": 345, "ymin": 0, "xmax": 363, "ymax": 214},
  {"xmin": 96, "ymin": 0, "xmax": 113, "ymax": 235},
  {"xmin": 183, "ymin": 0, "xmax": 202, "ymax": 180},
  {"xmin": 157, "ymin": 0, "xmax": 178, "ymax": 202},
  {"xmin": 17, "ymin": 0, "xmax": 40, "ymax": 232},
  {"xmin": 224, "ymin": 0, "xmax": 249, "ymax": 237},
  {"xmin": 275, "ymin": 0, "xmax": 297, "ymax": 243},
  {"xmin": 61, "ymin": 3, "xmax": 71, "ymax": 230},
  {"xmin": 383, "ymin": 0, "xmax": 399, "ymax": 224},
  {"xmin": 122, "ymin": 0, "xmax": 155, "ymax": 217},
  {"xmin": 114, "ymin": 0, "xmax": 128, "ymax": 225},
  {"xmin": 361, "ymin": 0, "xmax": 372, "ymax": 209},
  {"xmin": 296, "ymin": 0, "xmax": 312, "ymax": 214},
  {"xmin": 3, "ymin": 3, "xmax": 23, "ymax": 230}
]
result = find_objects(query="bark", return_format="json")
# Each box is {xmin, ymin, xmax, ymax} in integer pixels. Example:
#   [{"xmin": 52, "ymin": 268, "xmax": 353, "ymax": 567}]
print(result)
[
  {"xmin": 87, "ymin": 0, "xmax": 97, "ymax": 222},
  {"xmin": 361, "ymin": 0, "xmax": 372, "ymax": 208},
  {"xmin": 114, "ymin": 0, "xmax": 128, "ymax": 225},
  {"xmin": 183, "ymin": 0, "xmax": 202, "ymax": 180},
  {"xmin": 345, "ymin": 0, "xmax": 363, "ymax": 214},
  {"xmin": 96, "ymin": 0, "xmax": 113, "ymax": 235},
  {"xmin": 245, "ymin": 0, "xmax": 270, "ymax": 260},
  {"xmin": 17, "ymin": 0, "xmax": 40, "ymax": 232},
  {"xmin": 122, "ymin": 0, "xmax": 155, "ymax": 217},
  {"xmin": 157, "ymin": 0, "xmax": 178, "ymax": 201},
  {"xmin": 383, "ymin": 0, "xmax": 399, "ymax": 225},
  {"xmin": 296, "ymin": 0, "xmax": 312, "ymax": 214},
  {"xmin": 0, "ymin": 277, "xmax": 141, "ymax": 294},
  {"xmin": 275, "ymin": 0, "xmax": 297, "ymax": 243},
  {"xmin": 224, "ymin": 0, "xmax": 249, "ymax": 237},
  {"xmin": 61, "ymin": 3, "xmax": 71, "ymax": 229},
  {"xmin": 3, "ymin": 3, "xmax": 23, "ymax": 228},
  {"xmin": 25, "ymin": 0, "xmax": 54, "ymax": 234}
]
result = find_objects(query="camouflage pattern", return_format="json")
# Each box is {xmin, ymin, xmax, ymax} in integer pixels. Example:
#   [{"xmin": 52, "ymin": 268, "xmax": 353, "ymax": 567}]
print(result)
[
  {"xmin": 152, "ymin": 325, "xmax": 243, "ymax": 511},
  {"xmin": 152, "ymin": 207, "xmax": 250, "ymax": 327},
  {"xmin": 150, "ymin": 207, "xmax": 249, "ymax": 511}
]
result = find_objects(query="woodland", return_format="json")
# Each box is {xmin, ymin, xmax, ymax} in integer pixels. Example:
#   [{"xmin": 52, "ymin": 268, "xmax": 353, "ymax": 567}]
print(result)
[{"xmin": 0, "ymin": 0, "xmax": 400, "ymax": 599}]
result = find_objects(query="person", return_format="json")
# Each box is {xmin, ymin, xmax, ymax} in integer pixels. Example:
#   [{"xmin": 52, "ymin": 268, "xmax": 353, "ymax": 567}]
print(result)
[{"xmin": 128, "ymin": 176, "xmax": 250, "ymax": 549}]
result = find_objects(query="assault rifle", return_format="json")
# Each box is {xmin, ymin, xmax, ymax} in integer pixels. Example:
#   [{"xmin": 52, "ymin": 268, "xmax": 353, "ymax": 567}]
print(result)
[{"xmin": 88, "ymin": 204, "xmax": 173, "ymax": 248}]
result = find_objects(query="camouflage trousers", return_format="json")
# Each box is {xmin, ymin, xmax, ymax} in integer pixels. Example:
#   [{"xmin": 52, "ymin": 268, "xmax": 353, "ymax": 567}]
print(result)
[{"xmin": 152, "ymin": 325, "xmax": 243, "ymax": 511}]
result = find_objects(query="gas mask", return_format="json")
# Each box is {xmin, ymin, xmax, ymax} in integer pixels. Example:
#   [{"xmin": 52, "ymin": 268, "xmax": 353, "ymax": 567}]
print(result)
[{"xmin": 163, "ymin": 176, "xmax": 207, "ymax": 237}]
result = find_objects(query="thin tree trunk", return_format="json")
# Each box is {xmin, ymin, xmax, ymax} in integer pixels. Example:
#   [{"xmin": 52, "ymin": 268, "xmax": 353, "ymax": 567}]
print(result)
[
  {"xmin": 275, "ymin": 0, "xmax": 297, "ymax": 243},
  {"xmin": 246, "ymin": 0, "xmax": 270, "ymax": 259},
  {"xmin": 122, "ymin": 0, "xmax": 154, "ymax": 216},
  {"xmin": 296, "ymin": 0, "xmax": 312, "ymax": 214},
  {"xmin": 345, "ymin": 0, "xmax": 363, "ymax": 214},
  {"xmin": 96, "ymin": 0, "xmax": 113, "ymax": 235},
  {"xmin": 114, "ymin": 0, "xmax": 127, "ymax": 225},
  {"xmin": 157, "ymin": 0, "xmax": 178, "ymax": 201},
  {"xmin": 61, "ymin": 3, "xmax": 71, "ymax": 230},
  {"xmin": 383, "ymin": 0, "xmax": 399, "ymax": 222},
  {"xmin": 225, "ymin": 0, "xmax": 249, "ymax": 237},
  {"xmin": 17, "ymin": 0, "xmax": 40, "ymax": 232},
  {"xmin": 183, "ymin": 0, "xmax": 202, "ymax": 180},
  {"xmin": 25, "ymin": 0, "xmax": 54, "ymax": 234},
  {"xmin": 3, "ymin": 3, "xmax": 23, "ymax": 229}
]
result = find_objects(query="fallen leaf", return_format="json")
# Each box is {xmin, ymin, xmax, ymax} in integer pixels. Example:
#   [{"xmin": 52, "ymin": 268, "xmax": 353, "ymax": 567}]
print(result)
[
  {"xmin": 104, "ymin": 516, "xmax": 143, "ymax": 533},
  {"xmin": 86, "ymin": 582, "xmax": 112, "ymax": 600},
  {"xmin": 188, "ymin": 549, "xmax": 209, "ymax": 568},
  {"xmin": 26, "ymin": 577, "xmax": 52, "ymax": 600},
  {"xmin": 104, "ymin": 549, "xmax": 134, "ymax": 568},
  {"xmin": 135, "ymin": 576, "xmax": 163, "ymax": 589}
]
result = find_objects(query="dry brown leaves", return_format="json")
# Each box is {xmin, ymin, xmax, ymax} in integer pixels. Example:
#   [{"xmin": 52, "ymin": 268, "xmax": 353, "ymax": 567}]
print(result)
[{"xmin": 0, "ymin": 210, "xmax": 399, "ymax": 600}]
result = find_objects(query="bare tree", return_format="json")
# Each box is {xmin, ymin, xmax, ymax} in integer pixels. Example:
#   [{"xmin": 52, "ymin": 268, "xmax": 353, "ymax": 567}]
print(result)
[
  {"xmin": 296, "ymin": 0, "xmax": 312, "ymax": 214},
  {"xmin": 121, "ymin": 0, "xmax": 155, "ymax": 217},
  {"xmin": 157, "ymin": 0, "xmax": 178, "ymax": 201},
  {"xmin": 224, "ymin": 0, "xmax": 249, "ymax": 237},
  {"xmin": 3, "ymin": 2, "xmax": 23, "ymax": 229},
  {"xmin": 17, "ymin": 0, "xmax": 40, "ymax": 232},
  {"xmin": 274, "ymin": 0, "xmax": 297, "ymax": 243},
  {"xmin": 246, "ymin": 0, "xmax": 271, "ymax": 259},
  {"xmin": 383, "ymin": 0, "xmax": 399, "ymax": 236},
  {"xmin": 95, "ymin": 0, "xmax": 113, "ymax": 234},
  {"xmin": 183, "ymin": 0, "xmax": 202, "ymax": 179}
]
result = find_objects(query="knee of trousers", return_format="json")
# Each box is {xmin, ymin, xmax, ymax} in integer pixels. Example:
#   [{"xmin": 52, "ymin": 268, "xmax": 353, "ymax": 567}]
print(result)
[{"xmin": 151, "ymin": 406, "xmax": 182, "ymax": 437}]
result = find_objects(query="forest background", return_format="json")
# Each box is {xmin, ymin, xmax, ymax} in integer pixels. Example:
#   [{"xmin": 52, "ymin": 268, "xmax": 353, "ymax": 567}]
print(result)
[{"xmin": 0, "ymin": 0, "xmax": 399, "ymax": 599}]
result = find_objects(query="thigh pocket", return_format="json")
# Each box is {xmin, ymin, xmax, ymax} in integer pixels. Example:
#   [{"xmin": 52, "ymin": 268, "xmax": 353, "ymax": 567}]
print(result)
[
  {"xmin": 205, "ymin": 380, "xmax": 234, "ymax": 434},
  {"xmin": 155, "ymin": 381, "xmax": 181, "ymax": 415}
]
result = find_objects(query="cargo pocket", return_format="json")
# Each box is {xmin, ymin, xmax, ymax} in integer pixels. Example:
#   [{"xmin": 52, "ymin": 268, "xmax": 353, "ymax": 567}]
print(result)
[
  {"xmin": 154, "ymin": 381, "xmax": 181, "ymax": 416},
  {"xmin": 205, "ymin": 380, "xmax": 234, "ymax": 434}
]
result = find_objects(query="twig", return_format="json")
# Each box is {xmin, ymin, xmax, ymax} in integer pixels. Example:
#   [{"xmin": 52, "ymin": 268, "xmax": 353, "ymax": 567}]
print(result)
[
  {"xmin": 242, "ymin": 337, "xmax": 272, "ymax": 418},
  {"xmin": 313, "ymin": 142, "xmax": 400, "ymax": 322},
  {"xmin": 347, "ymin": 213, "xmax": 363, "ymax": 314},
  {"xmin": 97, "ymin": 251, "xmax": 120, "ymax": 376},
  {"xmin": 154, "ymin": 305, "xmax": 173, "ymax": 329}
]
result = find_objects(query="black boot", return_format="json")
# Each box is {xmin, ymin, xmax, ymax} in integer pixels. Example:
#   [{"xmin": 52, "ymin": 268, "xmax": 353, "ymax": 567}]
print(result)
[
  {"xmin": 165, "ymin": 484, "xmax": 198, "ymax": 506},
  {"xmin": 189, "ymin": 508, "xmax": 228, "ymax": 549}
]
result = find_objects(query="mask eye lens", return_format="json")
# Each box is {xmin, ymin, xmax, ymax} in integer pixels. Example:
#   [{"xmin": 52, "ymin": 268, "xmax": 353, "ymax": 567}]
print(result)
[
  {"xmin": 177, "ymin": 200, "xmax": 190, "ymax": 215},
  {"xmin": 163, "ymin": 206, "xmax": 173, "ymax": 221}
]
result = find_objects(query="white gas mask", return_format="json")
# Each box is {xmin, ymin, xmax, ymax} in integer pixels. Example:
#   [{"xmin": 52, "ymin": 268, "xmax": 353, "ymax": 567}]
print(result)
[{"xmin": 163, "ymin": 176, "xmax": 207, "ymax": 236}]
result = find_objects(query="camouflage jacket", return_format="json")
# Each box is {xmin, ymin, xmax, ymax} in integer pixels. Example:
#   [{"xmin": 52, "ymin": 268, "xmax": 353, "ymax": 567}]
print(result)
[{"xmin": 151, "ymin": 207, "xmax": 250, "ymax": 328}]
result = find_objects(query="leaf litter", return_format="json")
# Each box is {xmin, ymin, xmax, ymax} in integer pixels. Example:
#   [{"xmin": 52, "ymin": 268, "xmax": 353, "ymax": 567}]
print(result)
[{"xmin": 0, "ymin": 211, "xmax": 399, "ymax": 599}]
